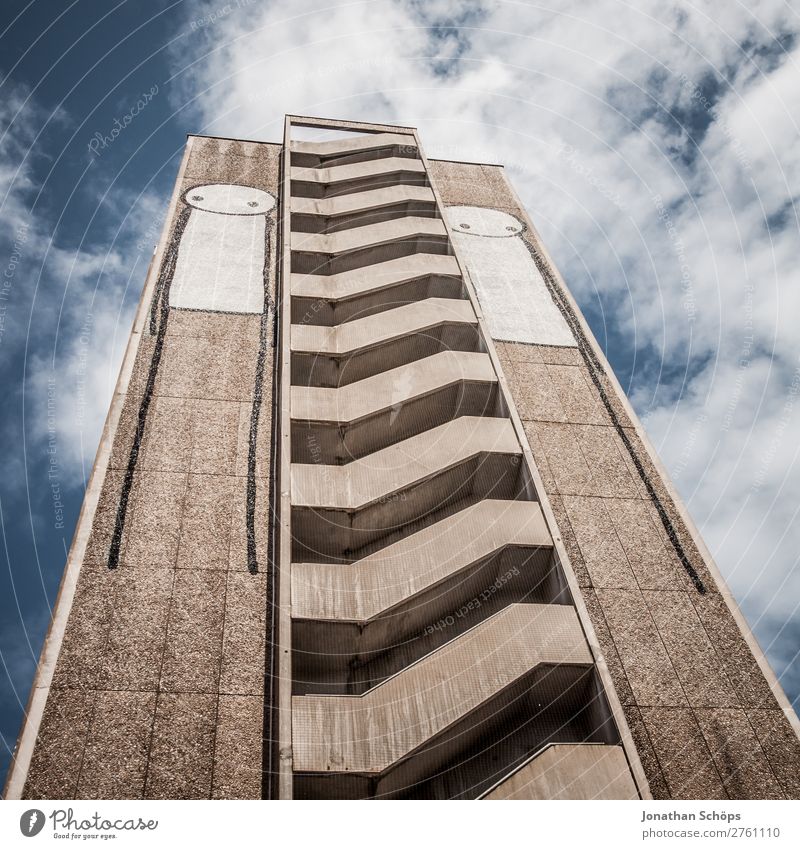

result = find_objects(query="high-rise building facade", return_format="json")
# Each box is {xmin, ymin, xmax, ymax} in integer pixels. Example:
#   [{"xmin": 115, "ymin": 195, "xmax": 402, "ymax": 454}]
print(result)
[{"xmin": 5, "ymin": 116, "xmax": 799, "ymax": 801}]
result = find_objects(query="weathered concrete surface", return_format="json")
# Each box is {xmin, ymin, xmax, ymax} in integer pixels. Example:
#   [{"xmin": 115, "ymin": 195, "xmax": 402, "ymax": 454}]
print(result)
[
  {"xmin": 447, "ymin": 205, "xmax": 577, "ymax": 347},
  {"xmin": 292, "ymin": 499, "xmax": 551, "ymax": 622},
  {"xmin": 291, "ymin": 254, "xmax": 461, "ymax": 300},
  {"xmin": 290, "ymin": 350, "xmax": 496, "ymax": 424},
  {"xmin": 293, "ymin": 604, "xmax": 592, "ymax": 774},
  {"xmin": 292, "ymin": 216, "xmax": 446, "ymax": 255},
  {"xmin": 291, "ymin": 297, "xmax": 476, "ymax": 355},
  {"xmin": 290, "ymin": 131, "xmax": 416, "ymax": 158},
  {"xmin": 483, "ymin": 744, "xmax": 638, "ymax": 800},
  {"xmin": 291, "ymin": 185, "xmax": 434, "ymax": 217},
  {"xmin": 291, "ymin": 157, "xmax": 425, "ymax": 187},
  {"xmin": 292, "ymin": 416, "xmax": 519, "ymax": 509}
]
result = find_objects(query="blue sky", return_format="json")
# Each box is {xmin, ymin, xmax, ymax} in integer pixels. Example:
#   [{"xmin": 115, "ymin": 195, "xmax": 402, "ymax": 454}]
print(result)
[{"xmin": 1, "ymin": 0, "xmax": 799, "ymax": 786}]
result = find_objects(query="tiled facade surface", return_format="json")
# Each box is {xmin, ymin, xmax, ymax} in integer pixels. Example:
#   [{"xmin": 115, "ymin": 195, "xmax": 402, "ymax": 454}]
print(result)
[
  {"xmin": 430, "ymin": 157, "xmax": 800, "ymax": 800},
  {"xmin": 14, "ymin": 137, "xmax": 279, "ymax": 800}
]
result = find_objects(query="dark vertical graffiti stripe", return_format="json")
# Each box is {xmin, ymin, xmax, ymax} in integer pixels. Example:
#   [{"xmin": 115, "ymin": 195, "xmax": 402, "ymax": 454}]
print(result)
[
  {"xmin": 246, "ymin": 217, "xmax": 275, "ymax": 574},
  {"xmin": 518, "ymin": 234, "xmax": 707, "ymax": 593},
  {"xmin": 108, "ymin": 205, "xmax": 191, "ymax": 570}
]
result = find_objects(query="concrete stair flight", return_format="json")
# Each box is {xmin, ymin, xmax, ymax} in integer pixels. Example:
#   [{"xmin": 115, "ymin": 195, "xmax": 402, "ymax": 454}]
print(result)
[
  {"xmin": 291, "ymin": 185, "xmax": 435, "ymax": 218},
  {"xmin": 292, "ymin": 603, "xmax": 593, "ymax": 775},
  {"xmin": 292, "ymin": 499, "xmax": 552, "ymax": 624},
  {"xmin": 292, "ymin": 216, "xmax": 447, "ymax": 256},
  {"xmin": 290, "ymin": 131, "xmax": 417, "ymax": 159},
  {"xmin": 292, "ymin": 417, "xmax": 520, "ymax": 510},
  {"xmin": 291, "ymin": 297, "xmax": 476, "ymax": 356},
  {"xmin": 290, "ymin": 350, "xmax": 497, "ymax": 425},
  {"xmin": 481, "ymin": 744, "xmax": 638, "ymax": 800},
  {"xmin": 291, "ymin": 254, "xmax": 462, "ymax": 301},
  {"xmin": 291, "ymin": 157, "xmax": 426, "ymax": 189}
]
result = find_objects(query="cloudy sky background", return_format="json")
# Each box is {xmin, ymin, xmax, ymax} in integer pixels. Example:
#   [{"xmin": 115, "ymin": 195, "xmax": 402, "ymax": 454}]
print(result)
[{"xmin": 1, "ymin": 0, "xmax": 798, "ymax": 783}]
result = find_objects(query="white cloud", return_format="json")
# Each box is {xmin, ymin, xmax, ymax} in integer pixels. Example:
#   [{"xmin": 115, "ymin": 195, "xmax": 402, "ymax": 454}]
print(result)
[{"xmin": 0, "ymin": 77, "xmax": 162, "ymax": 490}]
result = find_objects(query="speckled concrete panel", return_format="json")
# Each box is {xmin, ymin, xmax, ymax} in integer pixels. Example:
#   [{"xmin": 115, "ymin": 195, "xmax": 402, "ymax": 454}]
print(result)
[
  {"xmin": 495, "ymin": 340, "xmax": 544, "ymax": 366},
  {"xmin": 177, "ymin": 473, "xmax": 235, "ymax": 570},
  {"xmin": 595, "ymin": 589, "xmax": 686, "ymax": 707},
  {"xmin": 153, "ymin": 316, "xmax": 262, "ymax": 401},
  {"xmin": 747, "ymin": 709, "xmax": 800, "ymax": 797},
  {"xmin": 228, "ymin": 474, "xmax": 270, "ymax": 572},
  {"xmin": 108, "ymin": 391, "xmax": 148, "ymax": 472},
  {"xmin": 190, "ymin": 400, "xmax": 241, "ymax": 475},
  {"xmin": 547, "ymin": 494, "xmax": 591, "ymax": 587},
  {"xmin": 220, "ymin": 571, "xmax": 267, "ymax": 696},
  {"xmin": 219, "ymin": 330, "xmax": 263, "ymax": 402},
  {"xmin": 213, "ymin": 695, "xmax": 264, "ymax": 799},
  {"xmin": 546, "ymin": 364, "xmax": 607, "ymax": 425},
  {"xmin": 137, "ymin": 396, "xmax": 194, "ymax": 472},
  {"xmin": 690, "ymin": 592, "xmax": 780, "ymax": 710},
  {"xmin": 572, "ymin": 425, "xmax": 640, "ymax": 499},
  {"xmin": 235, "ymin": 390, "xmax": 272, "ymax": 479},
  {"xmin": 127, "ymin": 334, "xmax": 157, "ymax": 393},
  {"xmin": 50, "ymin": 568, "xmax": 117, "ymax": 689},
  {"xmin": 155, "ymin": 334, "xmax": 217, "ymax": 399},
  {"xmin": 526, "ymin": 421, "xmax": 592, "ymax": 495},
  {"xmin": 102, "ymin": 569, "xmax": 173, "ymax": 690},
  {"xmin": 520, "ymin": 421, "xmax": 557, "ymax": 493},
  {"xmin": 22, "ymin": 690, "xmax": 95, "ymax": 799},
  {"xmin": 694, "ymin": 709, "xmax": 783, "ymax": 799},
  {"xmin": 503, "ymin": 361, "xmax": 566, "ymax": 422},
  {"xmin": 536, "ymin": 345, "xmax": 584, "ymax": 366},
  {"xmin": 165, "ymin": 308, "xmax": 260, "ymax": 343},
  {"xmin": 123, "ymin": 472, "xmax": 187, "ymax": 569},
  {"xmin": 643, "ymin": 592, "xmax": 739, "ymax": 708},
  {"xmin": 562, "ymin": 496, "xmax": 638, "ymax": 589},
  {"xmin": 145, "ymin": 693, "xmax": 217, "ymax": 799},
  {"xmin": 77, "ymin": 691, "xmax": 156, "ymax": 799},
  {"xmin": 82, "ymin": 469, "xmax": 126, "ymax": 564},
  {"xmin": 604, "ymin": 498, "xmax": 685, "ymax": 589},
  {"xmin": 183, "ymin": 137, "xmax": 280, "ymax": 188},
  {"xmin": 621, "ymin": 706, "xmax": 670, "ymax": 798},
  {"xmin": 639, "ymin": 708, "xmax": 726, "ymax": 799},
  {"xmin": 581, "ymin": 588, "xmax": 635, "ymax": 705},
  {"xmin": 160, "ymin": 570, "xmax": 226, "ymax": 693},
  {"xmin": 428, "ymin": 160, "xmax": 518, "ymax": 208}
]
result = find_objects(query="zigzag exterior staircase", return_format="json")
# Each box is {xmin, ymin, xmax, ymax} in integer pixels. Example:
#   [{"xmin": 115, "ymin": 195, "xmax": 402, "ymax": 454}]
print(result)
[{"xmin": 281, "ymin": 123, "xmax": 642, "ymax": 799}]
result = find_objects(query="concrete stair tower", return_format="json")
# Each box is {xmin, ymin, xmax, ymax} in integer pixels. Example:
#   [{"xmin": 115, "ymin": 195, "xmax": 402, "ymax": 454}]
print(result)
[{"xmin": 276, "ymin": 117, "xmax": 646, "ymax": 800}]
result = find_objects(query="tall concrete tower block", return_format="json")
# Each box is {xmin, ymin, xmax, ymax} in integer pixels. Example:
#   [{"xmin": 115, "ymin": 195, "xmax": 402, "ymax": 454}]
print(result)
[{"xmin": 6, "ymin": 117, "xmax": 799, "ymax": 801}]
